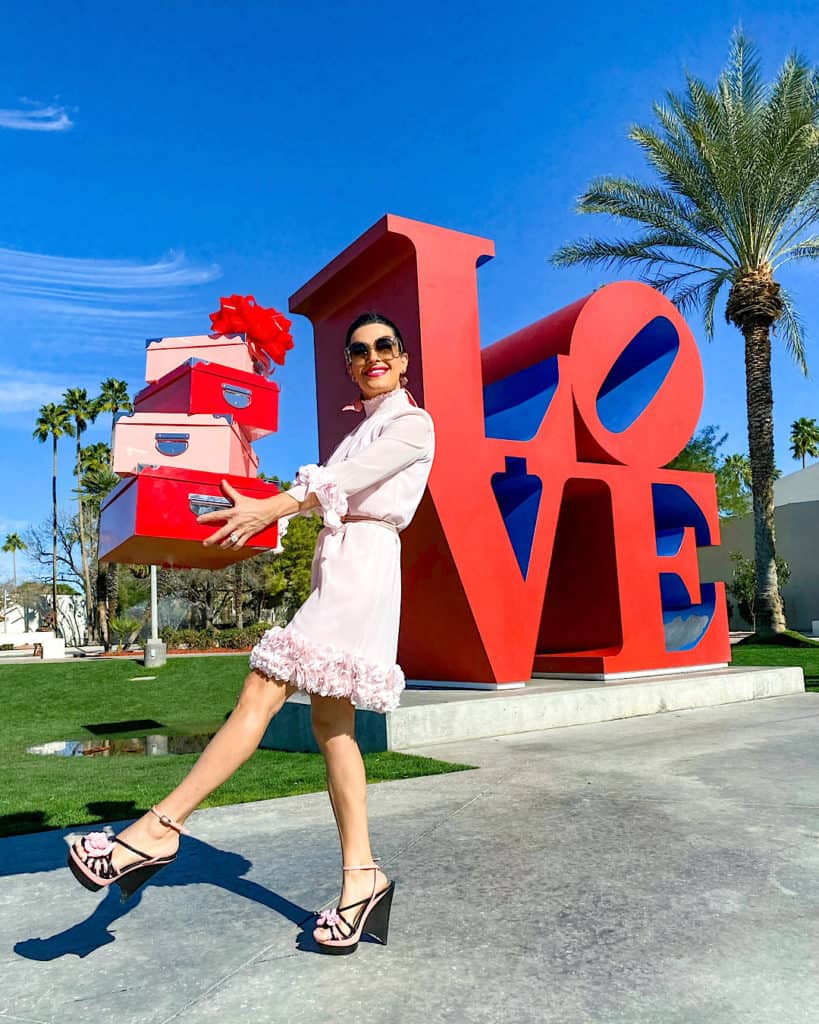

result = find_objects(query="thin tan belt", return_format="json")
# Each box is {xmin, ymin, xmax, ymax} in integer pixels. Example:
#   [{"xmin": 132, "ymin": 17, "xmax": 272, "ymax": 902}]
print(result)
[{"xmin": 340, "ymin": 514, "xmax": 399, "ymax": 535}]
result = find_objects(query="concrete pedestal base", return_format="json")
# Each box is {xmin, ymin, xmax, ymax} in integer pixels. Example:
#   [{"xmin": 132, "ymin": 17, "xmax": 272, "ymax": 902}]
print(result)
[
  {"xmin": 259, "ymin": 664, "xmax": 805, "ymax": 754},
  {"xmin": 144, "ymin": 639, "xmax": 167, "ymax": 668}
]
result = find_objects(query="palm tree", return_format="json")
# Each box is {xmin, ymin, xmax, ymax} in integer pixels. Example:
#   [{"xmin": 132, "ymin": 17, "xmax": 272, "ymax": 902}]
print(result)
[
  {"xmin": 551, "ymin": 32, "xmax": 819, "ymax": 636},
  {"xmin": 63, "ymin": 387, "xmax": 97, "ymax": 633},
  {"xmin": 789, "ymin": 417, "xmax": 819, "ymax": 468},
  {"xmin": 2, "ymin": 533, "xmax": 27, "ymax": 590},
  {"xmin": 717, "ymin": 453, "xmax": 753, "ymax": 519},
  {"xmin": 33, "ymin": 403, "xmax": 75, "ymax": 636},
  {"xmin": 79, "ymin": 441, "xmax": 112, "ymax": 476},
  {"xmin": 80, "ymin": 460, "xmax": 122, "ymax": 649},
  {"xmin": 95, "ymin": 378, "xmax": 132, "ymax": 467}
]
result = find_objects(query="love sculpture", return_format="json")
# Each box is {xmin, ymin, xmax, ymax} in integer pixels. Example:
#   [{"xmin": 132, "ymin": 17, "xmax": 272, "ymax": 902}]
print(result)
[{"xmin": 289, "ymin": 214, "xmax": 730, "ymax": 686}]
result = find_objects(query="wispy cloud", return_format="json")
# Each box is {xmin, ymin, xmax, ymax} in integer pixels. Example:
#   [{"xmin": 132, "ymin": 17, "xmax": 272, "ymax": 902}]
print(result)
[
  {"xmin": 0, "ymin": 366, "xmax": 101, "ymax": 414},
  {"xmin": 0, "ymin": 103, "xmax": 73, "ymax": 132},
  {"xmin": 0, "ymin": 248, "xmax": 222, "ymax": 355}
]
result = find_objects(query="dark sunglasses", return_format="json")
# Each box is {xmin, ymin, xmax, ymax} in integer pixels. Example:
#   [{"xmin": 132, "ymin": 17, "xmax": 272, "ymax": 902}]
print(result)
[{"xmin": 345, "ymin": 336, "xmax": 403, "ymax": 365}]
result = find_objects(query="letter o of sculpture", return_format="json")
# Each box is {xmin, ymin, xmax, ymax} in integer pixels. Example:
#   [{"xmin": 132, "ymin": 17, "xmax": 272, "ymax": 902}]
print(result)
[{"xmin": 569, "ymin": 281, "xmax": 703, "ymax": 469}]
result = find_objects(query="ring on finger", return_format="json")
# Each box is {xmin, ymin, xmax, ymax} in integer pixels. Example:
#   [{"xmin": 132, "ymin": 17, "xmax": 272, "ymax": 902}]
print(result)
[{"xmin": 229, "ymin": 531, "xmax": 240, "ymax": 545}]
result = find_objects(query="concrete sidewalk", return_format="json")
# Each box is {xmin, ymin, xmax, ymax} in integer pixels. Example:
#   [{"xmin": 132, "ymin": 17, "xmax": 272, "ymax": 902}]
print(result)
[{"xmin": 1, "ymin": 693, "xmax": 818, "ymax": 1024}]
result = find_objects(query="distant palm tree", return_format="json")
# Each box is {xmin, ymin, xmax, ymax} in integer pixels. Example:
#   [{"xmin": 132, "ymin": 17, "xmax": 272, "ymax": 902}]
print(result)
[
  {"xmin": 95, "ymin": 378, "xmax": 132, "ymax": 467},
  {"xmin": 789, "ymin": 417, "xmax": 819, "ymax": 468},
  {"xmin": 551, "ymin": 33, "xmax": 819, "ymax": 636},
  {"xmin": 2, "ymin": 533, "xmax": 27, "ymax": 590},
  {"xmin": 33, "ymin": 403, "xmax": 75, "ymax": 636},
  {"xmin": 63, "ymin": 387, "xmax": 97, "ymax": 632},
  {"xmin": 721, "ymin": 453, "xmax": 753, "ymax": 489},
  {"xmin": 79, "ymin": 441, "xmax": 112, "ymax": 476}
]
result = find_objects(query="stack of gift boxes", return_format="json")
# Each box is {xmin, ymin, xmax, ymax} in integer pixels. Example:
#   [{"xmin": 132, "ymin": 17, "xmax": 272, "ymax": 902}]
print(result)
[{"xmin": 99, "ymin": 333, "xmax": 282, "ymax": 569}]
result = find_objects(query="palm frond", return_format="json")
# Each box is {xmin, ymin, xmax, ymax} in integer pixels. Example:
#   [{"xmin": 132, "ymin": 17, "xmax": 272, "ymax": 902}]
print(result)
[
  {"xmin": 578, "ymin": 176, "xmax": 734, "ymax": 263},
  {"xmin": 632, "ymin": 113, "xmax": 740, "ymax": 256},
  {"xmin": 775, "ymin": 286, "xmax": 808, "ymax": 375},
  {"xmin": 550, "ymin": 235, "xmax": 672, "ymax": 271},
  {"xmin": 773, "ymin": 233, "xmax": 819, "ymax": 267},
  {"xmin": 702, "ymin": 271, "xmax": 732, "ymax": 340}
]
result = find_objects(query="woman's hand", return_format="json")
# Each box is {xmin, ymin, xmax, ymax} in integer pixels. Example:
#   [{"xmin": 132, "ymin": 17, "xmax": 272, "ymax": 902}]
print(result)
[{"xmin": 197, "ymin": 480, "xmax": 299, "ymax": 549}]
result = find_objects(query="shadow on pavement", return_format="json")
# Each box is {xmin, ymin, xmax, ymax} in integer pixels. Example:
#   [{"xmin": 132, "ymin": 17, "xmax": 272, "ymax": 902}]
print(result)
[{"xmin": 7, "ymin": 823, "xmax": 312, "ymax": 961}]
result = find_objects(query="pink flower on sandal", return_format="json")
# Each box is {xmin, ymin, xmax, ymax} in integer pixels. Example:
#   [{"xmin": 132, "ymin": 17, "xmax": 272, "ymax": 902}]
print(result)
[
  {"xmin": 317, "ymin": 908, "xmax": 343, "ymax": 928},
  {"xmin": 82, "ymin": 832, "xmax": 114, "ymax": 858}
]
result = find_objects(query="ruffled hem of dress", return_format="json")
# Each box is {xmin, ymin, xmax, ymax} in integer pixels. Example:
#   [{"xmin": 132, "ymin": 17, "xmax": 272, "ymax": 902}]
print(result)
[
  {"xmin": 295, "ymin": 464, "xmax": 348, "ymax": 531},
  {"xmin": 250, "ymin": 625, "xmax": 405, "ymax": 713}
]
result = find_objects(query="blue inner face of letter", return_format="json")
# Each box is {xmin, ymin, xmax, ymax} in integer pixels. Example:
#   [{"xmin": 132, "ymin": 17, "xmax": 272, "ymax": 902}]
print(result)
[
  {"xmin": 483, "ymin": 355, "xmax": 559, "ymax": 441},
  {"xmin": 596, "ymin": 317, "xmax": 679, "ymax": 433},
  {"xmin": 491, "ymin": 457, "xmax": 542, "ymax": 578},
  {"xmin": 652, "ymin": 483, "xmax": 716, "ymax": 651}
]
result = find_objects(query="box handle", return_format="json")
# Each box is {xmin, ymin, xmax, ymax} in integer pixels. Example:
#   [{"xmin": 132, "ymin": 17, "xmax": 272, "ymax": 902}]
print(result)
[
  {"xmin": 188, "ymin": 493, "xmax": 233, "ymax": 517},
  {"xmin": 222, "ymin": 384, "xmax": 252, "ymax": 409},
  {"xmin": 155, "ymin": 432, "xmax": 190, "ymax": 456}
]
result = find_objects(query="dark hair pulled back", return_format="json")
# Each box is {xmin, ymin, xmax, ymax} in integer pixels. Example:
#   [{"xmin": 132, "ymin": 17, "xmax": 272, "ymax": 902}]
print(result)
[{"xmin": 345, "ymin": 312, "xmax": 405, "ymax": 353}]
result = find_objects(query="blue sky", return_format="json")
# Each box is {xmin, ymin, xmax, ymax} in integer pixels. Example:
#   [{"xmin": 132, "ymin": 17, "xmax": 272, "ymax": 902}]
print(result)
[{"xmin": 2, "ymin": 0, "xmax": 818, "ymax": 582}]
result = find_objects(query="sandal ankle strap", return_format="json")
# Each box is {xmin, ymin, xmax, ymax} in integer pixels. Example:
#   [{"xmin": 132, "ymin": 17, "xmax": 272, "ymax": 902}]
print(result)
[
  {"xmin": 342, "ymin": 863, "xmax": 379, "ymax": 871},
  {"xmin": 149, "ymin": 806, "xmax": 192, "ymax": 836}
]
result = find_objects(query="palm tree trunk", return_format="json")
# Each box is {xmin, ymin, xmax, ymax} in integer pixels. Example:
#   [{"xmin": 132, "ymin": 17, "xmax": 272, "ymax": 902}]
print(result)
[
  {"xmin": 743, "ymin": 325, "xmax": 786, "ymax": 635},
  {"xmin": 234, "ymin": 563, "xmax": 244, "ymax": 629},
  {"xmin": 803, "ymin": 453, "xmax": 806, "ymax": 469},
  {"xmin": 75, "ymin": 436, "xmax": 94, "ymax": 642},
  {"xmin": 11, "ymin": 551, "xmax": 16, "ymax": 590},
  {"xmin": 51, "ymin": 435, "xmax": 59, "ymax": 638}
]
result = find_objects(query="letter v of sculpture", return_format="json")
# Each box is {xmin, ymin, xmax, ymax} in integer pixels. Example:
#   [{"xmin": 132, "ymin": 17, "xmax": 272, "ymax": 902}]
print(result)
[{"xmin": 289, "ymin": 215, "xmax": 730, "ymax": 687}]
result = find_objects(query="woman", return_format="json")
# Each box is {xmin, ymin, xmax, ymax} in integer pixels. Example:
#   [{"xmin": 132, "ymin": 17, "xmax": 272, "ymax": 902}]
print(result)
[{"xmin": 67, "ymin": 312, "xmax": 435, "ymax": 955}]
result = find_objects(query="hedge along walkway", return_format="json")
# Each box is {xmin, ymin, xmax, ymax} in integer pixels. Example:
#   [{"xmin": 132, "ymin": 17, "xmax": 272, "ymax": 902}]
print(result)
[{"xmin": 0, "ymin": 655, "xmax": 472, "ymax": 839}]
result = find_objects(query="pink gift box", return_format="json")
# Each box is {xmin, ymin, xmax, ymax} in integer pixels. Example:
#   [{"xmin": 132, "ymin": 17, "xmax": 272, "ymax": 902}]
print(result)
[
  {"xmin": 145, "ymin": 333, "xmax": 255, "ymax": 383},
  {"xmin": 112, "ymin": 412, "xmax": 259, "ymax": 478}
]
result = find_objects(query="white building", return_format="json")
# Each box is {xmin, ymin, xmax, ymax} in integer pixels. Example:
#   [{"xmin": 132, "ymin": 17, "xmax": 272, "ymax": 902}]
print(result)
[
  {"xmin": 1, "ymin": 593, "xmax": 88, "ymax": 647},
  {"xmin": 699, "ymin": 463, "xmax": 819, "ymax": 631}
]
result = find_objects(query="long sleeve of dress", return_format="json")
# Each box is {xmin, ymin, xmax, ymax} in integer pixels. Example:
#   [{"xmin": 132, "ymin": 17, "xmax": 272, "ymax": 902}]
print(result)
[{"xmin": 293, "ymin": 410, "xmax": 434, "ymax": 530}]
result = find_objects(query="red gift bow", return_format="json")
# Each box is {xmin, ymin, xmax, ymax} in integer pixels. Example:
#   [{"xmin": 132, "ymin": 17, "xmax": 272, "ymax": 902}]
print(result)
[{"xmin": 209, "ymin": 294, "xmax": 294, "ymax": 376}]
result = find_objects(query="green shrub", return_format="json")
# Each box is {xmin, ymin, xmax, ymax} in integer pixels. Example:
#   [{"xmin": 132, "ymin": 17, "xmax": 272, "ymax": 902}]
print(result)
[{"xmin": 158, "ymin": 623, "xmax": 267, "ymax": 650}]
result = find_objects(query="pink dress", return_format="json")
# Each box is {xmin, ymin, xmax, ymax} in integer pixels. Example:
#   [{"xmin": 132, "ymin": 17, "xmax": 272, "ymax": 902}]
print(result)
[{"xmin": 250, "ymin": 387, "xmax": 435, "ymax": 712}]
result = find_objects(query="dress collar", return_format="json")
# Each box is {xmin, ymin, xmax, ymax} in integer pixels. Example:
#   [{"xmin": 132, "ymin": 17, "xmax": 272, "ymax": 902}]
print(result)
[{"xmin": 342, "ymin": 387, "xmax": 418, "ymax": 416}]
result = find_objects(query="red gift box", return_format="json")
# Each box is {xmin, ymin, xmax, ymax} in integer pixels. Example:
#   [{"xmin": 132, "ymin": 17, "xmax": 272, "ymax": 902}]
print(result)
[
  {"xmin": 133, "ymin": 359, "xmax": 279, "ymax": 441},
  {"xmin": 99, "ymin": 465, "xmax": 280, "ymax": 569}
]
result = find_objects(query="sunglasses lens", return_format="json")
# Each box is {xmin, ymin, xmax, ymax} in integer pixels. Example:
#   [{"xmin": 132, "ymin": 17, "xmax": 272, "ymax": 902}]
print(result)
[{"xmin": 347, "ymin": 337, "xmax": 400, "ymax": 362}]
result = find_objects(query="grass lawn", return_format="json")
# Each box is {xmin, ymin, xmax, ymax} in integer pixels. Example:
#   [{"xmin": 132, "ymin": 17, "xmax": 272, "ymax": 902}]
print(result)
[
  {"xmin": 0, "ymin": 655, "xmax": 473, "ymax": 839},
  {"xmin": 731, "ymin": 644, "xmax": 819, "ymax": 691}
]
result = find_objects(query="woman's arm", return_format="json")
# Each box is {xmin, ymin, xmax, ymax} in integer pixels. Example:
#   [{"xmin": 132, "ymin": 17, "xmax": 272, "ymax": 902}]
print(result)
[
  {"xmin": 197, "ymin": 482, "xmax": 321, "ymax": 549},
  {"xmin": 294, "ymin": 411, "xmax": 433, "ymax": 528}
]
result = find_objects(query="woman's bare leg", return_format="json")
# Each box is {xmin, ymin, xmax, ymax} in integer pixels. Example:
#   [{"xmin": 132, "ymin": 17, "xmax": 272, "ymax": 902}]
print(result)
[
  {"xmin": 77, "ymin": 671, "xmax": 295, "ymax": 871},
  {"xmin": 309, "ymin": 694, "xmax": 389, "ymax": 939}
]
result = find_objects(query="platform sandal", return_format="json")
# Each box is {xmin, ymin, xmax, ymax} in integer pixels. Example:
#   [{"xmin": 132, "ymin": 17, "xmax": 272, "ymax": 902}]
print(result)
[
  {"xmin": 313, "ymin": 863, "xmax": 396, "ymax": 955},
  {"xmin": 67, "ymin": 806, "xmax": 190, "ymax": 902}
]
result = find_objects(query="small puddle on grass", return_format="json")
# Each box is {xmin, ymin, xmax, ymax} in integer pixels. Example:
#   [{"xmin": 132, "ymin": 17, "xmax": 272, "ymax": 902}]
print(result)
[{"xmin": 26, "ymin": 734, "xmax": 216, "ymax": 757}]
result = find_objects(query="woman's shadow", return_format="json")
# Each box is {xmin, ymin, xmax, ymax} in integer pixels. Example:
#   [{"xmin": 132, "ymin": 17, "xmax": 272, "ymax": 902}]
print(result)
[{"xmin": 8, "ymin": 801, "xmax": 328, "ymax": 960}]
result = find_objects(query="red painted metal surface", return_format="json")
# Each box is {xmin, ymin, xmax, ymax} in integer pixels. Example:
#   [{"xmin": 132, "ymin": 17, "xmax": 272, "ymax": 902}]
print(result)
[
  {"xmin": 133, "ymin": 359, "xmax": 279, "ymax": 440},
  {"xmin": 289, "ymin": 214, "xmax": 730, "ymax": 683},
  {"xmin": 99, "ymin": 466, "xmax": 279, "ymax": 570}
]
